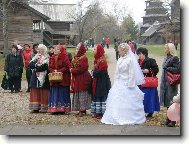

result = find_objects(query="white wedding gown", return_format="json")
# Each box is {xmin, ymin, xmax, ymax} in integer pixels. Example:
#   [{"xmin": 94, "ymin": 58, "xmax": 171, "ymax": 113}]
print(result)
[{"xmin": 101, "ymin": 54, "xmax": 146, "ymax": 125}]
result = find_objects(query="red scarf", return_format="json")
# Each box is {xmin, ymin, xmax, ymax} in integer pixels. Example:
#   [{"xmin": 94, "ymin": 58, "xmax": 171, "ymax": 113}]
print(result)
[
  {"xmin": 76, "ymin": 44, "xmax": 86, "ymax": 57},
  {"xmin": 139, "ymin": 59, "xmax": 143, "ymax": 67}
]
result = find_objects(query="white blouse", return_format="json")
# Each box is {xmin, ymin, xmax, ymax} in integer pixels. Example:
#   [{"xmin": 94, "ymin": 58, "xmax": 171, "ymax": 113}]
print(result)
[{"xmin": 114, "ymin": 55, "xmax": 136, "ymax": 88}]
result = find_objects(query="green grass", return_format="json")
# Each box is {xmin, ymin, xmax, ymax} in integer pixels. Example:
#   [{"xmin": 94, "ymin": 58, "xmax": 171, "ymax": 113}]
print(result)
[
  {"xmin": 0, "ymin": 55, "xmax": 6, "ymax": 81},
  {"xmin": 138, "ymin": 44, "xmax": 180, "ymax": 58}
]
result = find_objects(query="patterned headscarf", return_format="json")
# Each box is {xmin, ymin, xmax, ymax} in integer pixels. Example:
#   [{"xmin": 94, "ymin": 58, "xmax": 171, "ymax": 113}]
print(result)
[{"xmin": 76, "ymin": 43, "xmax": 86, "ymax": 57}]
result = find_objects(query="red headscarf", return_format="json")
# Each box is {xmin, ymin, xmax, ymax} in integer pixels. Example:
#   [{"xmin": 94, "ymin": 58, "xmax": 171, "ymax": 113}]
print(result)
[
  {"xmin": 58, "ymin": 45, "xmax": 67, "ymax": 56},
  {"xmin": 76, "ymin": 44, "xmax": 86, "ymax": 57},
  {"xmin": 94, "ymin": 44, "xmax": 105, "ymax": 61}
]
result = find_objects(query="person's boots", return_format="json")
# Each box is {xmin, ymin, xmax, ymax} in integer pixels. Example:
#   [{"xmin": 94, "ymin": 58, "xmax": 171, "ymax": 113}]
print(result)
[
  {"xmin": 167, "ymin": 121, "xmax": 176, "ymax": 127},
  {"xmin": 165, "ymin": 117, "xmax": 171, "ymax": 125},
  {"xmin": 146, "ymin": 113, "xmax": 153, "ymax": 118}
]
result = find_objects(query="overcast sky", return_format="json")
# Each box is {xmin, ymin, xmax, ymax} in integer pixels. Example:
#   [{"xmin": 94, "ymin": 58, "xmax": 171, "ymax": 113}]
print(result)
[
  {"xmin": 42, "ymin": 0, "xmax": 146, "ymax": 24},
  {"xmin": 40, "ymin": 0, "xmax": 184, "ymax": 24}
]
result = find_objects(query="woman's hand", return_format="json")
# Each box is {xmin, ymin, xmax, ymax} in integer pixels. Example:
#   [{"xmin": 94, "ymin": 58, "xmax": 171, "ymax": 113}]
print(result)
[
  {"xmin": 142, "ymin": 69, "xmax": 149, "ymax": 73},
  {"xmin": 54, "ymin": 69, "xmax": 57, "ymax": 72}
]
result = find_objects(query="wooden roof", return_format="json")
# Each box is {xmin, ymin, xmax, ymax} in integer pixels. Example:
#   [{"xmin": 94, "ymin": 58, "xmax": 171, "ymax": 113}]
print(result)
[
  {"xmin": 15, "ymin": 1, "xmax": 50, "ymax": 20},
  {"xmin": 29, "ymin": 3, "xmax": 76, "ymax": 22}
]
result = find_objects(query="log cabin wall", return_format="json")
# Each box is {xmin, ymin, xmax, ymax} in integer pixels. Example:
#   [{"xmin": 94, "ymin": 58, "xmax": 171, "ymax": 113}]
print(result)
[
  {"xmin": 47, "ymin": 22, "xmax": 70, "ymax": 31},
  {"xmin": 0, "ymin": 2, "xmax": 45, "ymax": 51}
]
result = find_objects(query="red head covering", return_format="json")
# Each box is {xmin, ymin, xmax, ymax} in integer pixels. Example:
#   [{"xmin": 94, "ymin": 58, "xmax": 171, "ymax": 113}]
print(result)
[
  {"xmin": 58, "ymin": 45, "xmax": 67, "ymax": 56},
  {"xmin": 76, "ymin": 44, "xmax": 86, "ymax": 57},
  {"xmin": 94, "ymin": 44, "xmax": 105, "ymax": 60}
]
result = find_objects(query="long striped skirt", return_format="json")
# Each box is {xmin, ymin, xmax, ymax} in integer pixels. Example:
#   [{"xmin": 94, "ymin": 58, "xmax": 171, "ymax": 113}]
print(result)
[
  {"xmin": 29, "ymin": 88, "xmax": 49, "ymax": 112},
  {"xmin": 72, "ymin": 91, "xmax": 91, "ymax": 111},
  {"xmin": 47, "ymin": 86, "xmax": 71, "ymax": 113},
  {"xmin": 91, "ymin": 96, "xmax": 107, "ymax": 115}
]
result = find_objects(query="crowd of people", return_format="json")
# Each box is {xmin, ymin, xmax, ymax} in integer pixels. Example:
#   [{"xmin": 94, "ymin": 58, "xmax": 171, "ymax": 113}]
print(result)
[{"xmin": 3, "ymin": 40, "xmax": 180, "ymax": 127}]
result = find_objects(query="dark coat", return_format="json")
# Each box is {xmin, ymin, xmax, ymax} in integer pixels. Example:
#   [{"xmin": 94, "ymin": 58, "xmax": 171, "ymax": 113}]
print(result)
[
  {"xmin": 139, "ymin": 57, "xmax": 159, "ymax": 77},
  {"xmin": 160, "ymin": 55, "xmax": 180, "ymax": 107},
  {"xmin": 29, "ymin": 60, "xmax": 50, "ymax": 89},
  {"xmin": 4, "ymin": 53, "xmax": 23, "ymax": 78},
  {"xmin": 92, "ymin": 70, "xmax": 111, "ymax": 98}
]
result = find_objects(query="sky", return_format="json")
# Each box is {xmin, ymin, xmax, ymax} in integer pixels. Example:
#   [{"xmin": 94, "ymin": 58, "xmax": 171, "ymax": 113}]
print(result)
[
  {"xmin": 101, "ymin": 0, "xmax": 146, "ymax": 24},
  {"xmin": 39, "ymin": 0, "xmax": 146, "ymax": 24}
]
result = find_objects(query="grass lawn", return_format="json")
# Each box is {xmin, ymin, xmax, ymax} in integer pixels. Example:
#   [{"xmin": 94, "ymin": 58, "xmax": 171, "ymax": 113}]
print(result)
[
  {"xmin": 138, "ymin": 44, "xmax": 180, "ymax": 58},
  {"xmin": 66, "ymin": 48, "xmax": 94, "ymax": 70},
  {"xmin": 0, "ymin": 48, "xmax": 94, "ymax": 81}
]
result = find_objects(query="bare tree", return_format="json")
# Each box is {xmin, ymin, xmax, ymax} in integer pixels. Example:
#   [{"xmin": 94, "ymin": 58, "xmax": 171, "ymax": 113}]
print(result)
[
  {"xmin": 162, "ymin": 0, "xmax": 180, "ymax": 42},
  {"xmin": 67, "ymin": 0, "xmax": 119, "ymax": 43}
]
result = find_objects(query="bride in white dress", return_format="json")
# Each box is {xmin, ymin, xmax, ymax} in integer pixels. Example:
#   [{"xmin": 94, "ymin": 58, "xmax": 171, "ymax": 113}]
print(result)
[{"xmin": 101, "ymin": 43, "xmax": 146, "ymax": 125}]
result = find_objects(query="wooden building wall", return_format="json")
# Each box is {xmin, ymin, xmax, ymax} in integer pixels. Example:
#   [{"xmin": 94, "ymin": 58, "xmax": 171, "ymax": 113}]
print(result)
[
  {"xmin": 47, "ymin": 22, "xmax": 70, "ymax": 31},
  {"xmin": 0, "ymin": 3, "xmax": 44, "ymax": 51}
]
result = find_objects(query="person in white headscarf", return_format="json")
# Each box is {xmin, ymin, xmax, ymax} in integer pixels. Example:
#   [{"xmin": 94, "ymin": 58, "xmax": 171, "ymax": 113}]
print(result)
[
  {"xmin": 29, "ymin": 44, "xmax": 50, "ymax": 113},
  {"xmin": 101, "ymin": 43, "xmax": 146, "ymax": 125}
]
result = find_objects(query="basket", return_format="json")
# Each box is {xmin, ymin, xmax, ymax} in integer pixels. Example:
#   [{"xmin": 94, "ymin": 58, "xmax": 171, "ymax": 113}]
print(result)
[{"xmin": 48, "ymin": 72, "xmax": 63, "ymax": 82}]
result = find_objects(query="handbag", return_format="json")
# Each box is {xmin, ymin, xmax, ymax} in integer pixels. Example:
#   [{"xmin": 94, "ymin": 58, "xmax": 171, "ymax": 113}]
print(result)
[
  {"xmin": 166, "ymin": 71, "xmax": 180, "ymax": 86},
  {"xmin": 1, "ymin": 73, "xmax": 10, "ymax": 90},
  {"xmin": 141, "ymin": 69, "xmax": 158, "ymax": 88}
]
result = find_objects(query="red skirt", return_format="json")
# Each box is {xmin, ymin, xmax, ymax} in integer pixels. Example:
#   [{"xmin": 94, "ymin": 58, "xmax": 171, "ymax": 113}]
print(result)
[{"xmin": 29, "ymin": 88, "xmax": 49, "ymax": 112}]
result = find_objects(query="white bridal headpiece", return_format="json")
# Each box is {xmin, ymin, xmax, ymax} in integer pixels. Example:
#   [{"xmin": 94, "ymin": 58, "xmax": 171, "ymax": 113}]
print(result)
[{"xmin": 119, "ymin": 43, "xmax": 144, "ymax": 85}]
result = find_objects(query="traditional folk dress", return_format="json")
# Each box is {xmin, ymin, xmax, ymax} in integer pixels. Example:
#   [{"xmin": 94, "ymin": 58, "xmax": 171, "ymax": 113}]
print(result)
[
  {"xmin": 138, "ymin": 58, "xmax": 160, "ymax": 114},
  {"xmin": 71, "ymin": 44, "xmax": 92, "ymax": 112},
  {"xmin": 47, "ymin": 45, "xmax": 71, "ymax": 113},
  {"xmin": 29, "ymin": 53, "xmax": 50, "ymax": 112},
  {"xmin": 91, "ymin": 44, "xmax": 111, "ymax": 117},
  {"xmin": 101, "ymin": 45, "xmax": 146, "ymax": 125}
]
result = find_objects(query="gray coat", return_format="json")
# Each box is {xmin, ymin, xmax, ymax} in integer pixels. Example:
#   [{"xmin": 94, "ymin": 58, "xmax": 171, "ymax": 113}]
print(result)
[{"xmin": 160, "ymin": 55, "xmax": 180, "ymax": 107}]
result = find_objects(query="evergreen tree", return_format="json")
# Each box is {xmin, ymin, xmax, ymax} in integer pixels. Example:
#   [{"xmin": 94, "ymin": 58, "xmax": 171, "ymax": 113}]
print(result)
[{"xmin": 120, "ymin": 15, "xmax": 139, "ymax": 41}]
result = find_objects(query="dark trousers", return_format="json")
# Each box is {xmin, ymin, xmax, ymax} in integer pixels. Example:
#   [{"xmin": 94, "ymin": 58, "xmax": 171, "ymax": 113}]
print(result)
[
  {"xmin": 26, "ymin": 68, "xmax": 32, "ymax": 90},
  {"xmin": 106, "ymin": 44, "xmax": 109, "ymax": 49},
  {"xmin": 18, "ymin": 72, "xmax": 22, "ymax": 90},
  {"xmin": 9, "ymin": 76, "xmax": 20, "ymax": 91},
  {"xmin": 116, "ymin": 51, "xmax": 120, "ymax": 60}
]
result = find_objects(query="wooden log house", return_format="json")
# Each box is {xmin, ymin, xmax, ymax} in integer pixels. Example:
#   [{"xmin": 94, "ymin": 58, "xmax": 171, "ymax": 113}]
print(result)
[{"xmin": 0, "ymin": 1, "xmax": 78, "ymax": 53}]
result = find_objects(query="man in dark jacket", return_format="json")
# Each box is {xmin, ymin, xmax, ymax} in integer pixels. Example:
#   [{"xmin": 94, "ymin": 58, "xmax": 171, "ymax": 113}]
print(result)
[{"xmin": 4, "ymin": 45, "xmax": 23, "ymax": 93}]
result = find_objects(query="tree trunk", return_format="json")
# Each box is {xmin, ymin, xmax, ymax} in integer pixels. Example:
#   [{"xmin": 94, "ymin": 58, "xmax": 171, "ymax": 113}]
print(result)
[{"xmin": 2, "ymin": 0, "xmax": 8, "ymax": 57}]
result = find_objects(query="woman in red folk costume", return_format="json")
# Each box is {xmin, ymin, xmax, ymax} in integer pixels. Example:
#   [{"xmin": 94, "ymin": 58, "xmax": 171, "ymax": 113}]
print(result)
[
  {"xmin": 48, "ymin": 45, "xmax": 71, "ymax": 114},
  {"xmin": 91, "ymin": 44, "xmax": 111, "ymax": 119},
  {"xmin": 70, "ymin": 43, "xmax": 92, "ymax": 117}
]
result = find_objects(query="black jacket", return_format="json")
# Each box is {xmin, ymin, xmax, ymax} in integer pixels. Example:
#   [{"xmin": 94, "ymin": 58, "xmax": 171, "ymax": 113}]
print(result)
[
  {"xmin": 139, "ymin": 57, "xmax": 159, "ymax": 77},
  {"xmin": 4, "ymin": 53, "xmax": 23, "ymax": 77},
  {"xmin": 93, "ymin": 70, "xmax": 111, "ymax": 98},
  {"xmin": 29, "ymin": 60, "xmax": 50, "ymax": 89}
]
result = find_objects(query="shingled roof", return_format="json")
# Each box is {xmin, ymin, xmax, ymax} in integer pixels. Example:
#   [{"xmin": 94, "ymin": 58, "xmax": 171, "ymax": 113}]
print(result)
[
  {"xmin": 15, "ymin": 1, "xmax": 50, "ymax": 20},
  {"xmin": 29, "ymin": 3, "xmax": 76, "ymax": 22},
  {"xmin": 141, "ymin": 21, "xmax": 160, "ymax": 37}
]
